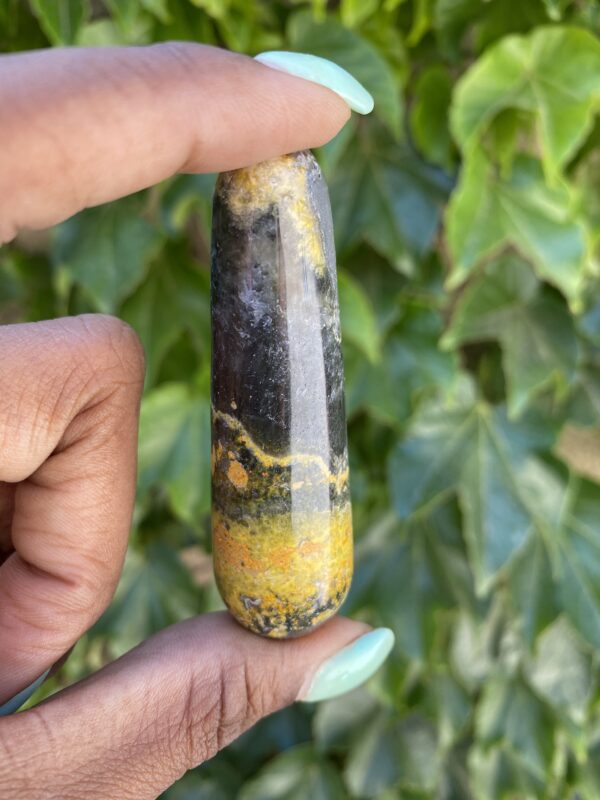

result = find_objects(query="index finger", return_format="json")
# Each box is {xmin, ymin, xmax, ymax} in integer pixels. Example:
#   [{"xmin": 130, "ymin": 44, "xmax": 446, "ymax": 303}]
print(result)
[{"xmin": 0, "ymin": 43, "xmax": 350, "ymax": 242}]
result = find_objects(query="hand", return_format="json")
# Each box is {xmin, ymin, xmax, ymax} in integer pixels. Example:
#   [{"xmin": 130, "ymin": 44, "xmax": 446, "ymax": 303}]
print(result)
[{"xmin": 0, "ymin": 44, "xmax": 392, "ymax": 799}]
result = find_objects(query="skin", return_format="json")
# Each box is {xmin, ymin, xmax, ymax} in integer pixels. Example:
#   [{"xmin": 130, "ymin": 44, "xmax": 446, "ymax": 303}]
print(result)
[{"xmin": 0, "ymin": 43, "xmax": 370, "ymax": 800}]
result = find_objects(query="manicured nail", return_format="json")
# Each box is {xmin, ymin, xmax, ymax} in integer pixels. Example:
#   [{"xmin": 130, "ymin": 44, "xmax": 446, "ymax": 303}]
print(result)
[
  {"xmin": 0, "ymin": 669, "xmax": 50, "ymax": 717},
  {"xmin": 299, "ymin": 628, "xmax": 395, "ymax": 703},
  {"xmin": 254, "ymin": 51, "xmax": 374, "ymax": 115}
]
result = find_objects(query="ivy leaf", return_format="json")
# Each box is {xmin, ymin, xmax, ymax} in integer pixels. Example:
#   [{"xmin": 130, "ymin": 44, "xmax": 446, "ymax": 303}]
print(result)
[
  {"xmin": 345, "ymin": 711, "xmax": 439, "ymax": 796},
  {"xmin": 94, "ymin": 542, "xmax": 202, "ymax": 655},
  {"xmin": 140, "ymin": 0, "xmax": 171, "ymax": 24},
  {"xmin": 410, "ymin": 65, "xmax": 455, "ymax": 170},
  {"xmin": 475, "ymin": 676, "xmax": 555, "ymax": 781},
  {"xmin": 407, "ymin": 0, "xmax": 435, "ymax": 47},
  {"xmin": 433, "ymin": 0, "xmax": 480, "ymax": 58},
  {"xmin": 555, "ymin": 474, "xmax": 600, "ymax": 651},
  {"xmin": 53, "ymin": 195, "xmax": 162, "ymax": 313},
  {"xmin": 288, "ymin": 12, "xmax": 402, "ymax": 137},
  {"xmin": 451, "ymin": 26, "xmax": 600, "ymax": 177},
  {"xmin": 507, "ymin": 534, "xmax": 559, "ymax": 646},
  {"xmin": 470, "ymin": 742, "xmax": 547, "ymax": 798},
  {"xmin": 359, "ymin": 511, "xmax": 465, "ymax": 661},
  {"xmin": 345, "ymin": 299, "xmax": 457, "ymax": 426},
  {"xmin": 424, "ymin": 670, "xmax": 471, "ymax": 749},
  {"xmin": 164, "ymin": 761, "xmax": 242, "ymax": 800},
  {"xmin": 138, "ymin": 382, "xmax": 211, "ymax": 525},
  {"xmin": 338, "ymin": 270, "xmax": 381, "ymax": 363},
  {"xmin": 443, "ymin": 256, "xmax": 578, "ymax": 417},
  {"xmin": 330, "ymin": 122, "xmax": 450, "ymax": 268},
  {"xmin": 340, "ymin": 0, "xmax": 380, "ymax": 28},
  {"xmin": 446, "ymin": 151, "xmax": 589, "ymax": 308},
  {"xmin": 121, "ymin": 257, "xmax": 209, "ymax": 386},
  {"xmin": 29, "ymin": 0, "xmax": 88, "ymax": 44},
  {"xmin": 526, "ymin": 617, "xmax": 593, "ymax": 726},
  {"xmin": 239, "ymin": 745, "xmax": 346, "ymax": 800},
  {"xmin": 542, "ymin": 0, "xmax": 572, "ymax": 20},
  {"xmin": 388, "ymin": 396, "xmax": 559, "ymax": 592},
  {"xmin": 567, "ymin": 351, "xmax": 600, "ymax": 426}
]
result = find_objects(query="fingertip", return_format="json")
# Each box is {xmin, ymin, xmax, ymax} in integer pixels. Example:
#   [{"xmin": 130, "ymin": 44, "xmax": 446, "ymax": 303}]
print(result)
[{"xmin": 183, "ymin": 50, "xmax": 351, "ymax": 173}]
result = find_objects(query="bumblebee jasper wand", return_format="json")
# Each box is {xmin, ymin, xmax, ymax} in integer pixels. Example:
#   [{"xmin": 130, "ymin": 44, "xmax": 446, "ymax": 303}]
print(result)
[{"xmin": 210, "ymin": 151, "xmax": 353, "ymax": 638}]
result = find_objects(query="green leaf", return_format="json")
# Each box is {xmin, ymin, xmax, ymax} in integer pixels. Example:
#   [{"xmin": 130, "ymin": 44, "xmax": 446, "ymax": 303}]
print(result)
[
  {"xmin": 345, "ymin": 712, "xmax": 440, "ymax": 795},
  {"xmin": 567, "ymin": 350, "xmax": 600, "ymax": 426},
  {"xmin": 313, "ymin": 688, "xmax": 380, "ymax": 753},
  {"xmin": 163, "ymin": 761, "xmax": 242, "ymax": 800},
  {"xmin": 450, "ymin": 611, "xmax": 495, "ymax": 692},
  {"xmin": 360, "ymin": 511, "xmax": 465, "ymax": 661},
  {"xmin": 344, "ymin": 711, "xmax": 400, "ymax": 797},
  {"xmin": 239, "ymin": 745, "xmax": 347, "ymax": 800},
  {"xmin": 288, "ymin": 11, "xmax": 402, "ymax": 137},
  {"xmin": 188, "ymin": 0, "xmax": 229, "ymax": 20},
  {"xmin": 407, "ymin": 0, "xmax": 435, "ymax": 47},
  {"xmin": 338, "ymin": 270, "xmax": 382, "ymax": 363},
  {"xmin": 446, "ymin": 151, "xmax": 590, "ymax": 308},
  {"xmin": 101, "ymin": 0, "xmax": 154, "ymax": 42},
  {"xmin": 94, "ymin": 542, "xmax": 202, "ymax": 655},
  {"xmin": 121, "ymin": 257, "xmax": 209, "ymax": 386},
  {"xmin": 140, "ymin": 0, "xmax": 171, "ymax": 24},
  {"xmin": 526, "ymin": 617, "xmax": 593, "ymax": 725},
  {"xmin": 29, "ymin": 0, "xmax": 88, "ymax": 44},
  {"xmin": 340, "ymin": 0, "xmax": 380, "ymax": 28},
  {"xmin": 443, "ymin": 256, "xmax": 578, "ymax": 417},
  {"xmin": 475, "ymin": 676, "xmax": 555, "ymax": 780},
  {"xmin": 507, "ymin": 534, "xmax": 559, "ymax": 646},
  {"xmin": 53, "ymin": 195, "xmax": 162, "ymax": 313},
  {"xmin": 138, "ymin": 382, "xmax": 211, "ymax": 525},
  {"xmin": 330, "ymin": 122, "xmax": 450, "ymax": 267},
  {"xmin": 507, "ymin": 461, "xmax": 600, "ymax": 653},
  {"xmin": 470, "ymin": 742, "xmax": 547, "ymax": 798},
  {"xmin": 346, "ymin": 299, "xmax": 457, "ymax": 426},
  {"xmin": 433, "ymin": 0, "xmax": 480, "ymax": 58},
  {"xmin": 425, "ymin": 670, "xmax": 471, "ymax": 749},
  {"xmin": 555, "ymin": 474, "xmax": 600, "ymax": 650},
  {"xmin": 542, "ymin": 0, "xmax": 572, "ymax": 20},
  {"xmin": 410, "ymin": 65, "xmax": 455, "ymax": 170},
  {"xmin": 451, "ymin": 26, "xmax": 600, "ymax": 177},
  {"xmin": 388, "ymin": 396, "xmax": 559, "ymax": 592},
  {"xmin": 76, "ymin": 19, "xmax": 125, "ymax": 45}
]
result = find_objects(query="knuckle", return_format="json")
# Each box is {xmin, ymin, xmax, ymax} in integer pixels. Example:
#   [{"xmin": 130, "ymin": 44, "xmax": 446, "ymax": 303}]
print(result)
[
  {"xmin": 73, "ymin": 314, "xmax": 146, "ymax": 391},
  {"xmin": 177, "ymin": 658, "xmax": 268, "ymax": 770}
]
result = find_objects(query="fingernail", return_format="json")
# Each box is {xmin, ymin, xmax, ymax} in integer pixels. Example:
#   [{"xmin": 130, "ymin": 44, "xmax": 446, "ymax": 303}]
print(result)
[
  {"xmin": 299, "ymin": 628, "xmax": 395, "ymax": 703},
  {"xmin": 0, "ymin": 669, "xmax": 50, "ymax": 717},
  {"xmin": 254, "ymin": 51, "xmax": 374, "ymax": 115}
]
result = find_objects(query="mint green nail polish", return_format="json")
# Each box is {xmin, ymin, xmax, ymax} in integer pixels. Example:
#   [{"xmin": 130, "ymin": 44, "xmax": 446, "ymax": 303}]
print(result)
[
  {"xmin": 300, "ymin": 628, "xmax": 395, "ymax": 703},
  {"xmin": 254, "ymin": 51, "xmax": 374, "ymax": 115},
  {"xmin": 0, "ymin": 669, "xmax": 50, "ymax": 716}
]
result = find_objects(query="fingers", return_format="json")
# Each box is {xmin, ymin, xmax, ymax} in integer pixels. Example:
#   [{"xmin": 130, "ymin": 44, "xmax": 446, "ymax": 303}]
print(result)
[
  {"xmin": 0, "ymin": 43, "xmax": 350, "ymax": 242},
  {"xmin": 0, "ymin": 315, "xmax": 145, "ymax": 702},
  {"xmin": 0, "ymin": 613, "xmax": 372, "ymax": 800}
]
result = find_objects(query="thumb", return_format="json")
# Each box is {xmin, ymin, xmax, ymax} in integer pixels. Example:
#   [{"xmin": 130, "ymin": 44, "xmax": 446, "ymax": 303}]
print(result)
[{"xmin": 1, "ymin": 612, "xmax": 394, "ymax": 800}]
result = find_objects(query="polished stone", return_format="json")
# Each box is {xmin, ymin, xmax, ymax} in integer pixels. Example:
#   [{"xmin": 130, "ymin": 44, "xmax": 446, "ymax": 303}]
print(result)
[{"xmin": 211, "ymin": 151, "xmax": 353, "ymax": 638}]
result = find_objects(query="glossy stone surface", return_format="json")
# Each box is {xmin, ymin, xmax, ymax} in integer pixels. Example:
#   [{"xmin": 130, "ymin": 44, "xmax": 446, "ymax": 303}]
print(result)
[{"xmin": 211, "ymin": 150, "xmax": 353, "ymax": 638}]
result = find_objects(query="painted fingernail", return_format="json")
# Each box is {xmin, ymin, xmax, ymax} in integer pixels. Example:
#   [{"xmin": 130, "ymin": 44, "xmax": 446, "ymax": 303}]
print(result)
[
  {"xmin": 0, "ymin": 669, "xmax": 50, "ymax": 717},
  {"xmin": 299, "ymin": 628, "xmax": 395, "ymax": 703},
  {"xmin": 254, "ymin": 51, "xmax": 374, "ymax": 115}
]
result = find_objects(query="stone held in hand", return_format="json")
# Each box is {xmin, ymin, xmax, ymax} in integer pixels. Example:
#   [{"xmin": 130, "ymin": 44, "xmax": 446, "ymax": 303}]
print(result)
[{"xmin": 210, "ymin": 150, "xmax": 353, "ymax": 638}]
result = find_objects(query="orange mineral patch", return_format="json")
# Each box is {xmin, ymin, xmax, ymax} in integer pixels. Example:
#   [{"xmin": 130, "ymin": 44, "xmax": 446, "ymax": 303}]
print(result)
[{"xmin": 227, "ymin": 458, "xmax": 248, "ymax": 490}]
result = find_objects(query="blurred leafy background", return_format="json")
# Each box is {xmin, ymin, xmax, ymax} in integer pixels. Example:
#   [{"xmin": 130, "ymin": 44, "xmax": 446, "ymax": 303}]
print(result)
[{"xmin": 2, "ymin": 0, "xmax": 600, "ymax": 797}]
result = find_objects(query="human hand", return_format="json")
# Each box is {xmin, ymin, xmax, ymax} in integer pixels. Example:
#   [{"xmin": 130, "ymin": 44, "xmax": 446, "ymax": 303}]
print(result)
[{"xmin": 0, "ymin": 44, "xmax": 393, "ymax": 799}]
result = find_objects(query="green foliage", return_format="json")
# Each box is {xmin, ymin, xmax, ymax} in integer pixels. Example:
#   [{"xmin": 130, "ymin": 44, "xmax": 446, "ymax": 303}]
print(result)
[{"xmin": 3, "ymin": 1, "xmax": 600, "ymax": 798}]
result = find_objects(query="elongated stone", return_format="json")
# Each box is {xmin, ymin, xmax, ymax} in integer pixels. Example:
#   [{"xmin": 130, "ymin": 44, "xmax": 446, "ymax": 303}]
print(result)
[{"xmin": 210, "ymin": 150, "xmax": 353, "ymax": 638}]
